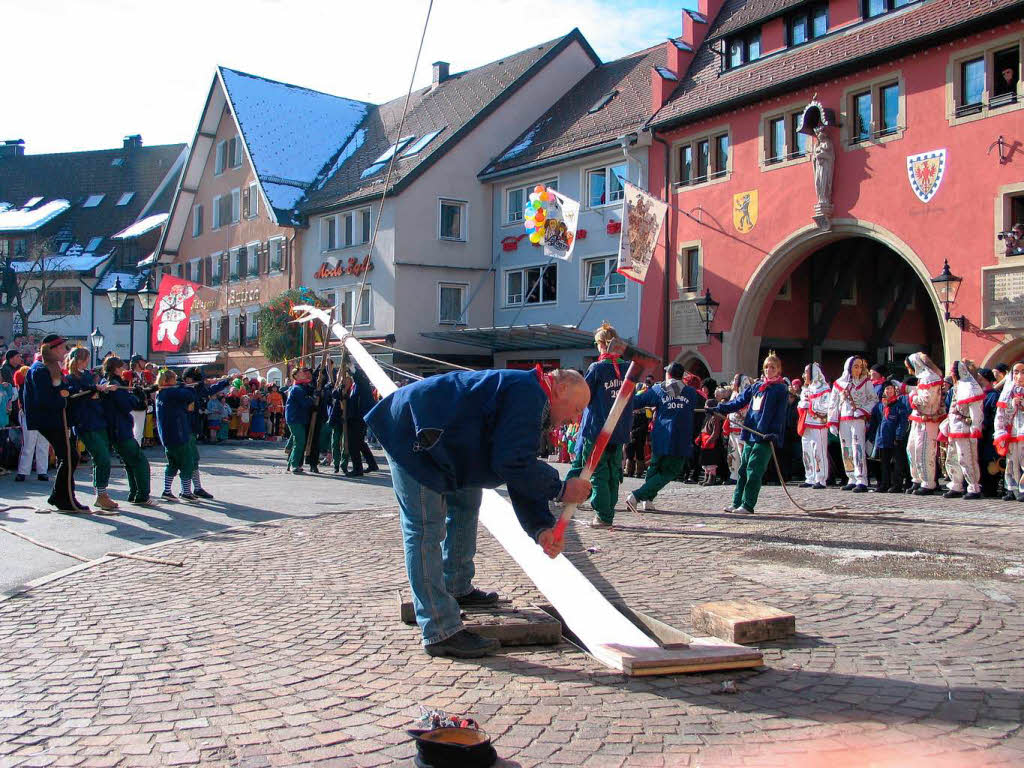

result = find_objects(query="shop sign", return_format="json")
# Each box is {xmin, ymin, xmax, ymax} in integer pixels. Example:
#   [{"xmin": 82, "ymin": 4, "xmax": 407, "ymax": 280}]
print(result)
[
  {"xmin": 314, "ymin": 256, "xmax": 374, "ymax": 279},
  {"xmin": 227, "ymin": 287, "xmax": 260, "ymax": 307}
]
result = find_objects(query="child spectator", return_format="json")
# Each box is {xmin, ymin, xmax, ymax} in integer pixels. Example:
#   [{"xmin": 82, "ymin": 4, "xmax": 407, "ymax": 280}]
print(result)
[
  {"xmin": 698, "ymin": 397, "xmax": 724, "ymax": 485},
  {"xmin": 868, "ymin": 379, "xmax": 910, "ymax": 493}
]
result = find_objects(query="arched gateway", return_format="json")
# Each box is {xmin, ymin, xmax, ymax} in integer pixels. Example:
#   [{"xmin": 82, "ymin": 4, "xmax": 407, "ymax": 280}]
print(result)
[{"xmin": 724, "ymin": 220, "xmax": 951, "ymax": 381}]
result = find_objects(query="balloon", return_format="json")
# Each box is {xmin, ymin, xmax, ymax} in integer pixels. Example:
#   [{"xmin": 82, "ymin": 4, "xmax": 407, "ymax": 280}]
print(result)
[
  {"xmin": 528, "ymin": 193, "xmax": 539, "ymax": 203},
  {"xmin": 534, "ymin": 211, "xmax": 545, "ymax": 224},
  {"xmin": 532, "ymin": 200, "xmax": 541, "ymax": 210},
  {"xmin": 525, "ymin": 225, "xmax": 535, "ymax": 234},
  {"xmin": 529, "ymin": 232, "xmax": 542, "ymax": 244},
  {"xmin": 540, "ymin": 191, "xmax": 551, "ymax": 202},
  {"xmin": 536, "ymin": 226, "xmax": 545, "ymax": 237},
  {"xmin": 534, "ymin": 185, "xmax": 545, "ymax": 194},
  {"xmin": 232, "ymin": 378, "xmax": 242, "ymax": 388}
]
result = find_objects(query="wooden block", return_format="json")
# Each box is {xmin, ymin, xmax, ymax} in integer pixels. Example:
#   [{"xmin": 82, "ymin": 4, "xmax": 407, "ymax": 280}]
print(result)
[
  {"xmin": 397, "ymin": 593, "xmax": 559, "ymax": 646},
  {"xmin": 598, "ymin": 638, "xmax": 763, "ymax": 676},
  {"xmin": 691, "ymin": 600, "xmax": 796, "ymax": 644}
]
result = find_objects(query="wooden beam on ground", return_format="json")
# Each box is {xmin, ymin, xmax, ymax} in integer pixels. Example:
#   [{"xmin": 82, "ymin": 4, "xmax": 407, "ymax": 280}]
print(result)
[{"xmin": 691, "ymin": 600, "xmax": 796, "ymax": 644}]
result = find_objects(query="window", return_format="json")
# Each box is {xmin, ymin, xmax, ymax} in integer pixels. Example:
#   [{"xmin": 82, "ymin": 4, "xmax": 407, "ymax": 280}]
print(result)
[
  {"xmin": 269, "ymin": 238, "xmax": 284, "ymax": 271},
  {"xmin": 586, "ymin": 164, "xmax": 626, "ymax": 207},
  {"xmin": 210, "ymin": 253, "xmax": 224, "ymax": 285},
  {"xmin": 116, "ymin": 192, "xmax": 134, "ymax": 206},
  {"xmin": 677, "ymin": 247, "xmax": 701, "ymax": 293},
  {"xmin": 245, "ymin": 182, "xmax": 259, "ymax": 219},
  {"xmin": 114, "ymin": 297, "xmax": 134, "ymax": 325},
  {"xmin": 212, "ymin": 190, "xmax": 239, "ymax": 228},
  {"xmin": 361, "ymin": 209, "xmax": 371, "ymax": 243},
  {"xmin": 82, "ymin": 194, "xmax": 104, "ymax": 208},
  {"xmin": 506, "ymin": 178, "xmax": 557, "ymax": 223},
  {"xmin": 343, "ymin": 212, "xmax": 354, "ymax": 247},
  {"xmin": 215, "ymin": 142, "xmax": 226, "ymax": 175},
  {"xmin": 438, "ymin": 283, "xmax": 467, "ymax": 324},
  {"xmin": 229, "ymin": 314, "xmax": 240, "ymax": 344},
  {"xmin": 189, "ymin": 322, "xmax": 200, "ymax": 347},
  {"xmin": 952, "ymin": 40, "xmax": 1023, "ymax": 122},
  {"xmin": 246, "ymin": 310, "xmax": 259, "ymax": 342},
  {"xmin": 339, "ymin": 286, "xmax": 371, "ymax": 327},
  {"xmin": 216, "ymin": 137, "xmax": 243, "ymax": 174},
  {"xmin": 321, "ymin": 216, "xmax": 338, "ymax": 251},
  {"xmin": 439, "ymin": 199, "xmax": 467, "ymax": 241},
  {"xmin": 192, "ymin": 205, "xmax": 203, "ymax": 237},
  {"xmin": 787, "ymin": 2, "xmax": 828, "ymax": 46},
  {"xmin": 505, "ymin": 264, "xmax": 557, "ymax": 306},
  {"xmin": 864, "ymin": 0, "xmax": 915, "ymax": 17},
  {"xmin": 584, "ymin": 256, "xmax": 626, "ymax": 299},
  {"xmin": 85, "ymin": 237, "xmax": 103, "ymax": 252},
  {"xmin": 42, "ymin": 287, "xmax": 81, "ymax": 315},
  {"xmin": 993, "ymin": 47, "xmax": 1021, "ymax": 106},
  {"xmin": 361, "ymin": 136, "xmax": 415, "ymax": 178},
  {"xmin": 189, "ymin": 259, "xmax": 201, "ymax": 284},
  {"xmin": 321, "ymin": 207, "xmax": 371, "ymax": 249},
  {"xmin": 210, "ymin": 315, "xmax": 222, "ymax": 343},
  {"xmin": 231, "ymin": 247, "xmax": 246, "ymax": 281},
  {"xmin": 14, "ymin": 239, "xmax": 26, "ymax": 257},
  {"xmin": 845, "ymin": 79, "xmax": 902, "ymax": 144},
  {"xmin": 726, "ymin": 30, "xmax": 761, "ymax": 69},
  {"xmin": 768, "ymin": 117, "xmax": 786, "ymax": 163},
  {"xmin": 676, "ymin": 132, "xmax": 729, "ymax": 185},
  {"xmin": 247, "ymin": 242, "xmax": 260, "ymax": 277},
  {"xmin": 401, "ymin": 129, "xmax": 445, "ymax": 157},
  {"xmin": 791, "ymin": 113, "xmax": 809, "ymax": 158}
]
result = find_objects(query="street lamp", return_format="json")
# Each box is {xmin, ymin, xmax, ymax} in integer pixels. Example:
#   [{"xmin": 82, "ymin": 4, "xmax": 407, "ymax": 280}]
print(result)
[
  {"xmin": 930, "ymin": 259, "xmax": 966, "ymax": 329},
  {"xmin": 89, "ymin": 327, "xmax": 104, "ymax": 359},
  {"xmin": 106, "ymin": 276, "xmax": 129, "ymax": 310},
  {"xmin": 694, "ymin": 288, "xmax": 723, "ymax": 342},
  {"xmin": 136, "ymin": 275, "xmax": 158, "ymax": 311}
]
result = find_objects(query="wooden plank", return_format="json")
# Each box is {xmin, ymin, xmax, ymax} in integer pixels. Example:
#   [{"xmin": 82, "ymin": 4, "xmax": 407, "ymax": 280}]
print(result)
[
  {"xmin": 598, "ymin": 640, "xmax": 763, "ymax": 676},
  {"xmin": 691, "ymin": 600, "xmax": 796, "ymax": 644},
  {"xmin": 397, "ymin": 592, "xmax": 512, "ymax": 625}
]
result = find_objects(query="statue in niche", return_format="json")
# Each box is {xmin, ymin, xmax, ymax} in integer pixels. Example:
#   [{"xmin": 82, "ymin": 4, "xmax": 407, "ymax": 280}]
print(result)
[{"xmin": 811, "ymin": 124, "xmax": 835, "ymax": 231}]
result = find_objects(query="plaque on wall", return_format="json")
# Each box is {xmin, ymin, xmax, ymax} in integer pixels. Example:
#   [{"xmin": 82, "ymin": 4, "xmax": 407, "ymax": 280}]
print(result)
[
  {"xmin": 983, "ymin": 264, "xmax": 1024, "ymax": 329},
  {"xmin": 670, "ymin": 299, "xmax": 709, "ymax": 346}
]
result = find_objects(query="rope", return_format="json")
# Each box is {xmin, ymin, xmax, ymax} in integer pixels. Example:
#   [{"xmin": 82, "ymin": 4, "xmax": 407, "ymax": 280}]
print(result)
[
  {"xmin": 361, "ymin": 340, "xmax": 474, "ymax": 371},
  {"xmin": 350, "ymin": 0, "xmax": 434, "ymax": 331},
  {"xmin": 0, "ymin": 523, "xmax": 90, "ymax": 562}
]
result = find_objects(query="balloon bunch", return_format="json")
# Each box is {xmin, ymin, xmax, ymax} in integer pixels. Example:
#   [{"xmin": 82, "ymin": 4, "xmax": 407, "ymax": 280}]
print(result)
[{"xmin": 523, "ymin": 185, "xmax": 555, "ymax": 244}]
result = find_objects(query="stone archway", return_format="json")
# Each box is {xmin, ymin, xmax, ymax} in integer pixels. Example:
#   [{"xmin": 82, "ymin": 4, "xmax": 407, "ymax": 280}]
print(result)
[
  {"xmin": 724, "ymin": 219, "xmax": 954, "ymax": 378},
  {"xmin": 983, "ymin": 338, "xmax": 1024, "ymax": 368}
]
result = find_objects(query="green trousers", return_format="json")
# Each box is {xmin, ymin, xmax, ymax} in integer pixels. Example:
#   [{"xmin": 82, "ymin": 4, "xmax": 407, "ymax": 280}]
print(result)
[
  {"xmin": 319, "ymin": 422, "xmax": 332, "ymax": 453},
  {"xmin": 733, "ymin": 442, "xmax": 773, "ymax": 511},
  {"xmin": 78, "ymin": 430, "xmax": 111, "ymax": 490},
  {"xmin": 165, "ymin": 443, "xmax": 197, "ymax": 478},
  {"xmin": 286, "ymin": 422, "xmax": 307, "ymax": 469},
  {"xmin": 634, "ymin": 454, "xmax": 685, "ymax": 502},
  {"xmin": 567, "ymin": 438, "xmax": 623, "ymax": 523},
  {"xmin": 331, "ymin": 423, "xmax": 348, "ymax": 469},
  {"xmin": 114, "ymin": 438, "xmax": 151, "ymax": 501}
]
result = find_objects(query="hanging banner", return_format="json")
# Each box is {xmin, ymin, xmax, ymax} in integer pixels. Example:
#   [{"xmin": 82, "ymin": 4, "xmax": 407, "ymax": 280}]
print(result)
[
  {"xmin": 150, "ymin": 274, "xmax": 200, "ymax": 352},
  {"xmin": 543, "ymin": 190, "xmax": 581, "ymax": 261},
  {"xmin": 617, "ymin": 182, "xmax": 668, "ymax": 284}
]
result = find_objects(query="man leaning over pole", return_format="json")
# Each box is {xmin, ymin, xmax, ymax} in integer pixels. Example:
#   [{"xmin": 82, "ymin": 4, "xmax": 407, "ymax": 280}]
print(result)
[{"xmin": 366, "ymin": 365, "xmax": 592, "ymax": 659}]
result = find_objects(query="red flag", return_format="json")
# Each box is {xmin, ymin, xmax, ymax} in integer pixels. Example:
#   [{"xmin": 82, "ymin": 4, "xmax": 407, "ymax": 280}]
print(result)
[{"xmin": 150, "ymin": 275, "xmax": 200, "ymax": 352}]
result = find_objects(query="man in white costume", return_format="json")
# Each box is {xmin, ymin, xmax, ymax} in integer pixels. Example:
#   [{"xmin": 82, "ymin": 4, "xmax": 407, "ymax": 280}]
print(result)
[
  {"xmin": 994, "ymin": 362, "xmax": 1024, "ymax": 501},
  {"xmin": 828, "ymin": 356, "xmax": 877, "ymax": 493},
  {"xmin": 905, "ymin": 352, "xmax": 944, "ymax": 495},
  {"xmin": 942, "ymin": 361, "xmax": 984, "ymax": 500},
  {"xmin": 798, "ymin": 363, "xmax": 830, "ymax": 489}
]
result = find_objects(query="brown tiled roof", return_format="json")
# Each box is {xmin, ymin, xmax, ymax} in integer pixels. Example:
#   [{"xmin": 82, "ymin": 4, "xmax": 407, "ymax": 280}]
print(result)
[
  {"xmin": 709, "ymin": 0, "xmax": 808, "ymax": 40},
  {"xmin": 301, "ymin": 29, "xmax": 599, "ymax": 212},
  {"xmin": 480, "ymin": 43, "xmax": 666, "ymax": 178},
  {"xmin": 0, "ymin": 143, "xmax": 186, "ymax": 255},
  {"xmin": 651, "ymin": 0, "xmax": 1024, "ymax": 130}
]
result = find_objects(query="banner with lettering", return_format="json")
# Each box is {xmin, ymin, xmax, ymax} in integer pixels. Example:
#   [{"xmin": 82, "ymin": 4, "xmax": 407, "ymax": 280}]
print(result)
[
  {"xmin": 150, "ymin": 274, "xmax": 200, "ymax": 352},
  {"xmin": 616, "ymin": 182, "xmax": 667, "ymax": 284},
  {"xmin": 543, "ymin": 190, "xmax": 581, "ymax": 261}
]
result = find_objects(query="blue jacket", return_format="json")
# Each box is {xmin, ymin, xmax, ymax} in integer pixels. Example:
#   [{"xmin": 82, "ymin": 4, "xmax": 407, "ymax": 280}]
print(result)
[
  {"xmin": 347, "ymin": 368, "xmax": 375, "ymax": 420},
  {"xmin": 366, "ymin": 369, "xmax": 563, "ymax": 540},
  {"xmin": 103, "ymin": 380, "xmax": 145, "ymax": 443},
  {"xmin": 23, "ymin": 361, "xmax": 68, "ymax": 432},
  {"xmin": 579, "ymin": 359, "xmax": 631, "ymax": 447},
  {"xmin": 0, "ymin": 382, "xmax": 14, "ymax": 429},
  {"xmin": 189, "ymin": 378, "xmax": 230, "ymax": 434},
  {"xmin": 714, "ymin": 379, "xmax": 788, "ymax": 446},
  {"xmin": 981, "ymin": 388, "xmax": 999, "ymax": 464},
  {"xmin": 66, "ymin": 370, "xmax": 107, "ymax": 435},
  {"xmin": 867, "ymin": 397, "xmax": 910, "ymax": 450},
  {"xmin": 285, "ymin": 382, "xmax": 314, "ymax": 424},
  {"xmin": 156, "ymin": 386, "xmax": 194, "ymax": 447},
  {"xmin": 632, "ymin": 383, "xmax": 699, "ymax": 458}
]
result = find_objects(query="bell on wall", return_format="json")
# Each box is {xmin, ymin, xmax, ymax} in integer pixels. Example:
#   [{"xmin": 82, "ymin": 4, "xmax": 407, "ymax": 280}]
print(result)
[{"xmin": 797, "ymin": 99, "xmax": 838, "ymax": 136}]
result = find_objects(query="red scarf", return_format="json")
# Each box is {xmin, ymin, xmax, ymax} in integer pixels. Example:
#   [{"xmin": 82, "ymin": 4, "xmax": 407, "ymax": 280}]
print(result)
[
  {"xmin": 758, "ymin": 375, "xmax": 783, "ymax": 393},
  {"xmin": 534, "ymin": 364, "xmax": 553, "ymax": 401},
  {"xmin": 598, "ymin": 352, "xmax": 622, "ymax": 379}
]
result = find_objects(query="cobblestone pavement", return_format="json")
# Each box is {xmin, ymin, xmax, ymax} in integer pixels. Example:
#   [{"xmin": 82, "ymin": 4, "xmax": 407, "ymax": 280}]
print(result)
[{"xmin": 2, "ymin": 454, "xmax": 1024, "ymax": 767}]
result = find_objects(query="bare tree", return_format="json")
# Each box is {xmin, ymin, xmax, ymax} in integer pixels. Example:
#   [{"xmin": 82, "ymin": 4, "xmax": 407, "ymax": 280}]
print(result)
[{"xmin": 6, "ymin": 238, "xmax": 83, "ymax": 334}]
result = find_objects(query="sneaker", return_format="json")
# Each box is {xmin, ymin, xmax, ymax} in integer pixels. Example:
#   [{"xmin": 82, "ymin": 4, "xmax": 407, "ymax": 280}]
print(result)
[
  {"xmin": 1003, "ymin": 492, "xmax": 1016, "ymax": 501},
  {"xmin": 424, "ymin": 629, "xmax": 501, "ymax": 659},
  {"xmin": 193, "ymin": 489, "xmax": 214, "ymax": 499},
  {"xmin": 963, "ymin": 492, "xmax": 982, "ymax": 500},
  {"xmin": 723, "ymin": 504, "xmax": 737, "ymax": 513},
  {"xmin": 731, "ymin": 506, "xmax": 755, "ymax": 514},
  {"xmin": 133, "ymin": 497, "xmax": 154, "ymax": 507},
  {"xmin": 37, "ymin": 474, "xmax": 48, "ymax": 482},
  {"xmin": 15, "ymin": 474, "xmax": 25, "ymax": 482},
  {"xmin": 180, "ymin": 492, "xmax": 198, "ymax": 502},
  {"xmin": 162, "ymin": 491, "xmax": 178, "ymax": 501},
  {"xmin": 943, "ymin": 489, "xmax": 964, "ymax": 499},
  {"xmin": 625, "ymin": 493, "xmax": 639, "ymax": 514},
  {"xmin": 590, "ymin": 516, "xmax": 613, "ymax": 528},
  {"xmin": 456, "ymin": 588, "xmax": 500, "ymax": 607},
  {"xmin": 852, "ymin": 485, "xmax": 868, "ymax": 494}
]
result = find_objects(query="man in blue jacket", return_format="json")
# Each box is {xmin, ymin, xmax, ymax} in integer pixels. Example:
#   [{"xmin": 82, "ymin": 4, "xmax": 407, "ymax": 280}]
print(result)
[
  {"xmin": 346, "ymin": 365, "xmax": 379, "ymax": 475},
  {"xmin": 285, "ymin": 368, "xmax": 314, "ymax": 474},
  {"xmin": 366, "ymin": 366, "xmax": 591, "ymax": 659},
  {"xmin": 625, "ymin": 362, "xmax": 699, "ymax": 513}
]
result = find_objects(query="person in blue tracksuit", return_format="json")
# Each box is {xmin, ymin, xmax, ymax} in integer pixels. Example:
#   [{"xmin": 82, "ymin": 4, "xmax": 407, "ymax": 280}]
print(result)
[
  {"xmin": 65, "ymin": 347, "xmax": 120, "ymax": 513},
  {"xmin": 101, "ymin": 356, "xmax": 152, "ymax": 505},
  {"xmin": 285, "ymin": 369, "xmax": 314, "ymax": 474},
  {"xmin": 346, "ymin": 365, "xmax": 378, "ymax": 475},
  {"xmin": 713, "ymin": 352, "xmax": 789, "ymax": 514},
  {"xmin": 182, "ymin": 367, "xmax": 230, "ymax": 498},
  {"xmin": 566, "ymin": 322, "xmax": 631, "ymax": 528},
  {"xmin": 366, "ymin": 366, "xmax": 591, "ymax": 659},
  {"xmin": 868, "ymin": 379, "xmax": 911, "ymax": 493},
  {"xmin": 624, "ymin": 362, "xmax": 699, "ymax": 513},
  {"xmin": 155, "ymin": 369, "xmax": 198, "ymax": 501}
]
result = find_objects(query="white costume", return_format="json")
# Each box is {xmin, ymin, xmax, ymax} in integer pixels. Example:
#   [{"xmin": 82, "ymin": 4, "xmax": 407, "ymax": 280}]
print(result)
[
  {"xmin": 941, "ymin": 362, "xmax": 983, "ymax": 496},
  {"xmin": 798, "ymin": 363, "xmax": 830, "ymax": 487},
  {"xmin": 828, "ymin": 356, "xmax": 877, "ymax": 489},
  {"xmin": 994, "ymin": 379, "xmax": 1024, "ymax": 498},
  {"xmin": 725, "ymin": 375, "xmax": 752, "ymax": 481},
  {"xmin": 155, "ymin": 285, "xmax": 195, "ymax": 346},
  {"xmin": 17, "ymin": 408, "xmax": 49, "ymax": 478},
  {"xmin": 906, "ymin": 352, "xmax": 944, "ymax": 491}
]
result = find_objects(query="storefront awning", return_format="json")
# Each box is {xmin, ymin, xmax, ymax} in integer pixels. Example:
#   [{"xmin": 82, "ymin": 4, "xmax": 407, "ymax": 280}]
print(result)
[{"xmin": 163, "ymin": 351, "xmax": 223, "ymax": 366}]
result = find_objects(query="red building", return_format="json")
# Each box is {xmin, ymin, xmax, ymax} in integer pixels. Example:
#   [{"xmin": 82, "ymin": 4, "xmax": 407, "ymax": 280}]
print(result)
[{"xmin": 641, "ymin": 0, "xmax": 1024, "ymax": 382}]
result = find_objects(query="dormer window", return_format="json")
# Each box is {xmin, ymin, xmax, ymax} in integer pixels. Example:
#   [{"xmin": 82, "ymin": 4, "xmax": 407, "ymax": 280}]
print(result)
[
  {"xmin": 401, "ymin": 129, "xmax": 445, "ymax": 157},
  {"xmin": 787, "ymin": 2, "xmax": 828, "ymax": 47},
  {"xmin": 361, "ymin": 136, "xmax": 416, "ymax": 178},
  {"xmin": 82, "ymin": 194, "xmax": 104, "ymax": 208},
  {"xmin": 589, "ymin": 90, "xmax": 619, "ymax": 114},
  {"xmin": 726, "ymin": 30, "xmax": 761, "ymax": 70}
]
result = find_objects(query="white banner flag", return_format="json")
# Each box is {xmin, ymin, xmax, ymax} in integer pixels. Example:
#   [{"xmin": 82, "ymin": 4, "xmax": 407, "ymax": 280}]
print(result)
[
  {"xmin": 617, "ymin": 182, "xmax": 667, "ymax": 284},
  {"xmin": 542, "ymin": 189, "xmax": 581, "ymax": 261}
]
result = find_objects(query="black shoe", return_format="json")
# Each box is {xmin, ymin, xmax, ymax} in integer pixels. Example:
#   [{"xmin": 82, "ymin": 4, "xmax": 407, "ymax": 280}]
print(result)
[
  {"xmin": 1003, "ymin": 492, "xmax": 1016, "ymax": 501},
  {"xmin": 812, "ymin": 483, "xmax": 826, "ymax": 490},
  {"xmin": 367, "ymin": 464, "xmax": 380, "ymax": 473},
  {"xmin": 37, "ymin": 474, "xmax": 48, "ymax": 482},
  {"xmin": 905, "ymin": 484, "xmax": 920, "ymax": 495},
  {"xmin": 424, "ymin": 630, "xmax": 500, "ymax": 659},
  {"xmin": 15, "ymin": 474, "xmax": 25, "ymax": 482},
  {"xmin": 333, "ymin": 465, "xmax": 340, "ymax": 474},
  {"xmin": 963, "ymin": 492, "xmax": 982, "ymax": 500},
  {"xmin": 350, "ymin": 470, "xmax": 364, "ymax": 477},
  {"xmin": 309, "ymin": 466, "xmax": 320, "ymax": 474},
  {"xmin": 292, "ymin": 467, "xmax": 304, "ymax": 475},
  {"xmin": 193, "ymin": 489, "xmax": 214, "ymax": 499},
  {"xmin": 456, "ymin": 588, "xmax": 500, "ymax": 607},
  {"xmin": 852, "ymin": 484, "xmax": 868, "ymax": 493},
  {"xmin": 914, "ymin": 487, "xmax": 935, "ymax": 496},
  {"xmin": 800, "ymin": 482, "xmax": 813, "ymax": 489},
  {"xmin": 841, "ymin": 483, "xmax": 855, "ymax": 491},
  {"xmin": 875, "ymin": 487, "xmax": 889, "ymax": 494},
  {"xmin": 723, "ymin": 479, "xmax": 737, "ymax": 486},
  {"xmin": 943, "ymin": 489, "xmax": 963, "ymax": 499},
  {"xmin": 161, "ymin": 491, "xmax": 177, "ymax": 501}
]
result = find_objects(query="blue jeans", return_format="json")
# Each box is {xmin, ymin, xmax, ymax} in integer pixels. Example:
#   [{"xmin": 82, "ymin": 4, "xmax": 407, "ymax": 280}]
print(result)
[{"xmin": 386, "ymin": 451, "xmax": 483, "ymax": 645}]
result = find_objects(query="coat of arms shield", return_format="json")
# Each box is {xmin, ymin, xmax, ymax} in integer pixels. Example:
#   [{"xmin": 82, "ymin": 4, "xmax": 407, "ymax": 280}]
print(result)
[
  {"xmin": 907, "ymin": 149, "xmax": 946, "ymax": 203},
  {"xmin": 733, "ymin": 190, "xmax": 758, "ymax": 233}
]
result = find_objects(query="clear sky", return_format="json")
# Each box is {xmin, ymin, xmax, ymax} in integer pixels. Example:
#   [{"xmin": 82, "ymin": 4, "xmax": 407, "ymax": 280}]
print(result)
[{"xmin": 1, "ymin": 0, "xmax": 697, "ymax": 156}]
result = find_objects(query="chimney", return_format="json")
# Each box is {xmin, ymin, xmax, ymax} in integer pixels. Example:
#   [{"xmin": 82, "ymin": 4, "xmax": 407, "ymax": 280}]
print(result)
[
  {"xmin": 0, "ymin": 139, "xmax": 25, "ymax": 158},
  {"xmin": 123, "ymin": 134, "xmax": 143, "ymax": 151},
  {"xmin": 651, "ymin": 67, "xmax": 678, "ymax": 114},
  {"xmin": 432, "ymin": 61, "xmax": 450, "ymax": 88},
  {"xmin": 666, "ymin": 38, "xmax": 694, "ymax": 81}
]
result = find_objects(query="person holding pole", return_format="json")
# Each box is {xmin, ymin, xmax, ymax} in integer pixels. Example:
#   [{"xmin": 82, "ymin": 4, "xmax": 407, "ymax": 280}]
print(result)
[{"xmin": 366, "ymin": 366, "xmax": 591, "ymax": 658}]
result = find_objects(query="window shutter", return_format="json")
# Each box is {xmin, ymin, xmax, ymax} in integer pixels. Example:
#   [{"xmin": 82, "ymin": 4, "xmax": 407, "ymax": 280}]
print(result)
[
  {"xmin": 242, "ymin": 186, "xmax": 250, "ymax": 219},
  {"xmin": 250, "ymin": 184, "xmax": 259, "ymax": 218},
  {"xmin": 205, "ymin": 319, "xmax": 212, "ymax": 348},
  {"xmin": 231, "ymin": 189, "xmax": 240, "ymax": 223},
  {"xmin": 261, "ymin": 241, "xmax": 269, "ymax": 273}
]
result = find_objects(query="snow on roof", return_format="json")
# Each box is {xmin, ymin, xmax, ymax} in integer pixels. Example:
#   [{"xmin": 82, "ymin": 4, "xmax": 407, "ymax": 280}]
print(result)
[
  {"xmin": 495, "ymin": 118, "xmax": 551, "ymax": 163},
  {"xmin": 261, "ymin": 182, "xmax": 307, "ymax": 212},
  {"xmin": 95, "ymin": 271, "xmax": 148, "ymax": 292},
  {"xmin": 138, "ymin": 251, "xmax": 158, "ymax": 267},
  {"xmin": 219, "ymin": 67, "xmax": 371, "ymax": 209},
  {"xmin": 9, "ymin": 253, "xmax": 108, "ymax": 273},
  {"xmin": 111, "ymin": 213, "xmax": 169, "ymax": 239},
  {"xmin": 0, "ymin": 199, "xmax": 71, "ymax": 232}
]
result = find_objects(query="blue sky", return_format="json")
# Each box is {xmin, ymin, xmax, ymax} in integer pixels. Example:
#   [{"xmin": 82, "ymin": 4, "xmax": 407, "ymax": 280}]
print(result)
[{"xmin": 0, "ymin": 0, "xmax": 696, "ymax": 155}]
